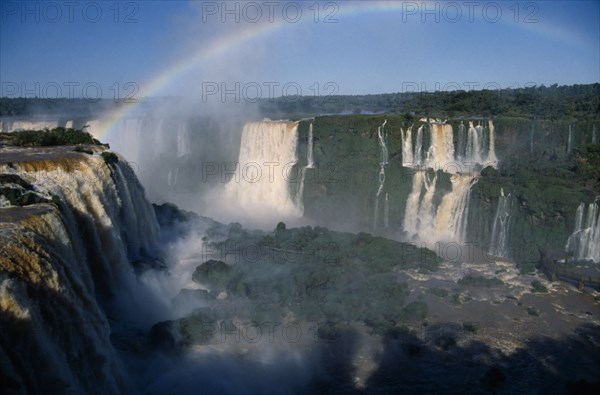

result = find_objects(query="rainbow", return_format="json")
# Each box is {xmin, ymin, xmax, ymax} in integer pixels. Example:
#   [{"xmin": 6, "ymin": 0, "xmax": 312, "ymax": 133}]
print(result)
[
  {"xmin": 92, "ymin": 1, "xmax": 433, "ymax": 140},
  {"xmin": 94, "ymin": 1, "xmax": 593, "ymax": 140}
]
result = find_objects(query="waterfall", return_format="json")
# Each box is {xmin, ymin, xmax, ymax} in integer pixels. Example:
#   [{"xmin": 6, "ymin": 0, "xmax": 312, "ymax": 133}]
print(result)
[
  {"xmin": 414, "ymin": 125, "xmax": 423, "ymax": 166},
  {"xmin": 401, "ymin": 119, "xmax": 497, "ymax": 245},
  {"xmin": 487, "ymin": 120, "xmax": 497, "ymax": 165},
  {"xmin": 225, "ymin": 120, "xmax": 302, "ymax": 217},
  {"xmin": 0, "ymin": 149, "xmax": 159, "ymax": 394},
  {"xmin": 567, "ymin": 125, "xmax": 573, "ymax": 154},
  {"xmin": 457, "ymin": 122, "xmax": 466, "ymax": 161},
  {"xmin": 401, "ymin": 120, "xmax": 494, "ymax": 170},
  {"xmin": 403, "ymin": 170, "xmax": 437, "ymax": 238},
  {"xmin": 404, "ymin": 170, "xmax": 425, "ymax": 236},
  {"xmin": 401, "ymin": 126, "xmax": 413, "ymax": 165},
  {"xmin": 426, "ymin": 123, "xmax": 455, "ymax": 169},
  {"xmin": 593, "ymin": 125, "xmax": 597, "ymax": 144},
  {"xmin": 488, "ymin": 188, "xmax": 513, "ymax": 258},
  {"xmin": 466, "ymin": 121, "xmax": 483, "ymax": 164},
  {"xmin": 433, "ymin": 174, "xmax": 477, "ymax": 244},
  {"xmin": 307, "ymin": 122, "xmax": 315, "ymax": 168},
  {"xmin": 565, "ymin": 202, "xmax": 600, "ymax": 262},
  {"xmin": 404, "ymin": 171, "xmax": 477, "ymax": 244},
  {"xmin": 373, "ymin": 119, "xmax": 388, "ymax": 229},
  {"xmin": 295, "ymin": 122, "xmax": 315, "ymax": 215}
]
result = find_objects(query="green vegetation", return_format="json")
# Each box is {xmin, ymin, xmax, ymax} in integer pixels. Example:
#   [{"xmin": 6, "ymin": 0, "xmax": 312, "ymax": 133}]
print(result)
[
  {"xmin": 166, "ymin": 223, "xmax": 441, "ymax": 343},
  {"xmin": 527, "ymin": 306, "xmax": 540, "ymax": 316},
  {"xmin": 192, "ymin": 260, "xmax": 233, "ymax": 286},
  {"xmin": 531, "ymin": 280, "xmax": 549, "ymax": 293},
  {"xmin": 1, "ymin": 127, "xmax": 103, "ymax": 147},
  {"xmin": 463, "ymin": 322, "xmax": 478, "ymax": 333},
  {"xmin": 450, "ymin": 295, "xmax": 461, "ymax": 305},
  {"xmin": 258, "ymin": 83, "xmax": 600, "ymax": 119},
  {"xmin": 73, "ymin": 146, "xmax": 94, "ymax": 155},
  {"xmin": 427, "ymin": 287, "xmax": 449, "ymax": 298},
  {"xmin": 458, "ymin": 275, "xmax": 504, "ymax": 288},
  {"xmin": 100, "ymin": 151, "xmax": 119, "ymax": 166},
  {"xmin": 0, "ymin": 97, "xmax": 125, "ymax": 117}
]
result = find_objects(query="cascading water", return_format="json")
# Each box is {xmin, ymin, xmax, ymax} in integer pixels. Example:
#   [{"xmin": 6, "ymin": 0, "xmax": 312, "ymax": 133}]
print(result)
[
  {"xmin": 593, "ymin": 125, "xmax": 598, "ymax": 144},
  {"xmin": 402, "ymin": 119, "xmax": 497, "ymax": 246},
  {"xmin": 433, "ymin": 174, "xmax": 477, "ymax": 244},
  {"xmin": 0, "ymin": 148, "xmax": 159, "ymax": 394},
  {"xmin": 565, "ymin": 201, "xmax": 600, "ymax": 262},
  {"xmin": 403, "ymin": 171, "xmax": 438, "ymax": 239},
  {"xmin": 567, "ymin": 125, "xmax": 573, "ymax": 154},
  {"xmin": 426, "ymin": 123, "xmax": 455, "ymax": 169},
  {"xmin": 466, "ymin": 121, "xmax": 483, "ymax": 164},
  {"xmin": 401, "ymin": 126, "xmax": 413, "ymax": 165},
  {"xmin": 373, "ymin": 120, "xmax": 388, "ymax": 229},
  {"xmin": 488, "ymin": 188, "xmax": 513, "ymax": 258},
  {"xmin": 487, "ymin": 120, "xmax": 498, "ymax": 164},
  {"xmin": 307, "ymin": 122, "xmax": 315, "ymax": 169},
  {"xmin": 296, "ymin": 122, "xmax": 315, "ymax": 214},
  {"xmin": 225, "ymin": 120, "xmax": 302, "ymax": 217},
  {"xmin": 402, "ymin": 120, "xmax": 496, "ymax": 171},
  {"xmin": 414, "ymin": 125, "xmax": 423, "ymax": 166},
  {"xmin": 457, "ymin": 122, "xmax": 466, "ymax": 160}
]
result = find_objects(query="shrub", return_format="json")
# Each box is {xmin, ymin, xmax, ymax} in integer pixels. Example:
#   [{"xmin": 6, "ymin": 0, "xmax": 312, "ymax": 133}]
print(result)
[
  {"xmin": 527, "ymin": 306, "xmax": 539, "ymax": 316},
  {"xmin": 531, "ymin": 280, "xmax": 548, "ymax": 293},
  {"xmin": 458, "ymin": 275, "xmax": 504, "ymax": 288},
  {"xmin": 101, "ymin": 151, "xmax": 119, "ymax": 166},
  {"xmin": 9, "ymin": 127, "xmax": 100, "ymax": 146},
  {"xmin": 192, "ymin": 260, "xmax": 232, "ymax": 286},
  {"xmin": 427, "ymin": 287, "xmax": 449, "ymax": 298}
]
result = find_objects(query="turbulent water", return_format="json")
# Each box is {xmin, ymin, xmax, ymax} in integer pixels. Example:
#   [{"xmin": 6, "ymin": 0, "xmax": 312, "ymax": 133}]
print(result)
[
  {"xmin": 0, "ymin": 148, "xmax": 159, "ymax": 394},
  {"xmin": 565, "ymin": 201, "xmax": 600, "ymax": 262}
]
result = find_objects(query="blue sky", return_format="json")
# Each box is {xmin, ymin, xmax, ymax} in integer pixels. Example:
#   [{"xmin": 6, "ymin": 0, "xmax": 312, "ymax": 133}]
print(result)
[{"xmin": 1, "ymin": 0, "xmax": 598, "ymax": 99}]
